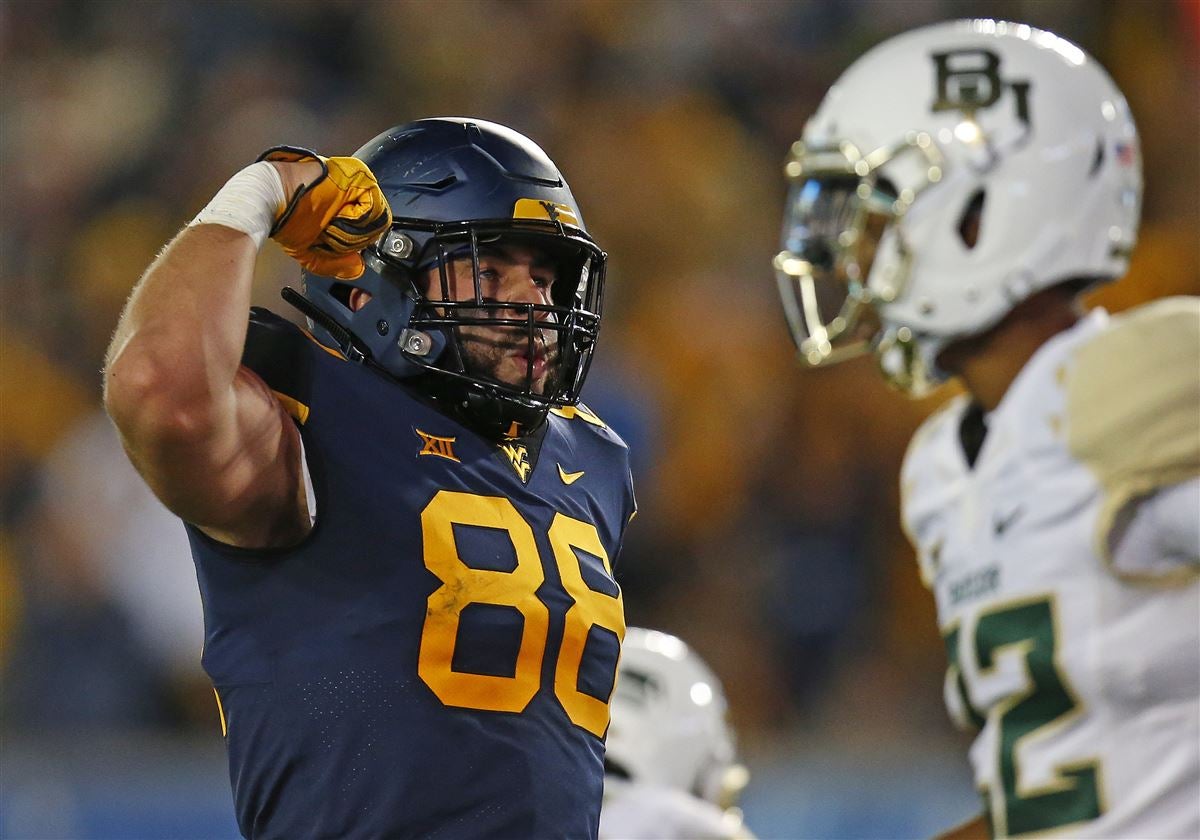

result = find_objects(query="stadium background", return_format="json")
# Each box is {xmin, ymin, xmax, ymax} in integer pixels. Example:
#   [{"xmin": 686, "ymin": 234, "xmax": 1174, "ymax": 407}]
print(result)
[{"xmin": 1, "ymin": 0, "xmax": 1196, "ymax": 836}]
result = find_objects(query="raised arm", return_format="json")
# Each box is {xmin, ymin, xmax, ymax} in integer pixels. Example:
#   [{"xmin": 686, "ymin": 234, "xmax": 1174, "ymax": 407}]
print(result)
[{"xmin": 103, "ymin": 153, "xmax": 389, "ymax": 548}]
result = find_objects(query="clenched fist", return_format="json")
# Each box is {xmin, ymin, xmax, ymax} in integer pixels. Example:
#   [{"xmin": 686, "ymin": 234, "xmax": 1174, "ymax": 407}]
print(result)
[{"xmin": 258, "ymin": 146, "xmax": 392, "ymax": 280}]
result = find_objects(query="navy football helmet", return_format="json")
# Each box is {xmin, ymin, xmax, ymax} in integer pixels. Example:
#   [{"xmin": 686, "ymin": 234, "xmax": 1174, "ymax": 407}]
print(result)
[{"xmin": 287, "ymin": 118, "xmax": 607, "ymax": 439}]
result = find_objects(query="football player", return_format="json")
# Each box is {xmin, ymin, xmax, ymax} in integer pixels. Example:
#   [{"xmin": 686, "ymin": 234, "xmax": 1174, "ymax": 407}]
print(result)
[
  {"xmin": 774, "ymin": 20, "xmax": 1199, "ymax": 839},
  {"xmin": 600, "ymin": 627, "xmax": 753, "ymax": 839},
  {"xmin": 104, "ymin": 118, "xmax": 635, "ymax": 838}
]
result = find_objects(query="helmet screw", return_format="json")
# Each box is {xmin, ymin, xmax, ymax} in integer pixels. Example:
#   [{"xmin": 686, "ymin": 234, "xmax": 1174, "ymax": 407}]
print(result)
[
  {"xmin": 399, "ymin": 329, "xmax": 431, "ymax": 356},
  {"xmin": 386, "ymin": 232, "xmax": 414, "ymax": 258},
  {"xmin": 377, "ymin": 320, "xmax": 389, "ymax": 335}
]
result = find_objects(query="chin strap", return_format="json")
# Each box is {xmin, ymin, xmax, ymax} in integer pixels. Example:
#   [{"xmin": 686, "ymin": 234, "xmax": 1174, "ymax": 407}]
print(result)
[
  {"xmin": 419, "ymin": 372, "xmax": 550, "ymax": 441},
  {"xmin": 462, "ymin": 388, "xmax": 549, "ymax": 441},
  {"xmin": 280, "ymin": 286, "xmax": 371, "ymax": 363}
]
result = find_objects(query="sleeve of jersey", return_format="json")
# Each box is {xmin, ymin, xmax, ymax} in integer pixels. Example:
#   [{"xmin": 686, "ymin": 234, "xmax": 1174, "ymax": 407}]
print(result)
[
  {"xmin": 624, "ymin": 460, "xmax": 637, "ymax": 527},
  {"xmin": 241, "ymin": 307, "xmax": 317, "ymax": 426},
  {"xmin": 1066, "ymin": 296, "xmax": 1200, "ymax": 578},
  {"xmin": 610, "ymin": 437, "xmax": 637, "ymax": 573},
  {"xmin": 1108, "ymin": 476, "xmax": 1200, "ymax": 577}
]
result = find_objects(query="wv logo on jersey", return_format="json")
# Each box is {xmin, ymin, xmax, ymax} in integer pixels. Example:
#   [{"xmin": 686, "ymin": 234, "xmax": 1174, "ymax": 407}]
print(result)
[
  {"xmin": 500, "ymin": 442, "xmax": 532, "ymax": 483},
  {"xmin": 931, "ymin": 49, "xmax": 1031, "ymax": 125},
  {"xmin": 415, "ymin": 428, "xmax": 460, "ymax": 463}
]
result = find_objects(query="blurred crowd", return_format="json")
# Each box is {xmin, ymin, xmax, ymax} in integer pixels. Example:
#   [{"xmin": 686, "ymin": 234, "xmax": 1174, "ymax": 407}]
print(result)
[{"xmin": 2, "ymin": 0, "xmax": 1197, "ymax": 766}]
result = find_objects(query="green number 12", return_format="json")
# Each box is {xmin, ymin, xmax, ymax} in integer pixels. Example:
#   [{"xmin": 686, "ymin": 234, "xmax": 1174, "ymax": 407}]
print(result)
[{"xmin": 945, "ymin": 596, "xmax": 1104, "ymax": 836}]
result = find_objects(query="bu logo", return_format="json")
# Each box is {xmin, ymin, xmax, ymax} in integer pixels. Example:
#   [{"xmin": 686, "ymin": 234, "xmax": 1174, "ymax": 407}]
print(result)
[
  {"xmin": 500, "ymin": 443, "xmax": 532, "ymax": 483},
  {"xmin": 931, "ymin": 49, "xmax": 1031, "ymax": 125},
  {"xmin": 415, "ymin": 428, "xmax": 460, "ymax": 463}
]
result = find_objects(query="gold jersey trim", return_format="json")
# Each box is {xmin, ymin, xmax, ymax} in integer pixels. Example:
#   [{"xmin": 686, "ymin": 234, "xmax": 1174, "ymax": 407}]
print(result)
[
  {"xmin": 272, "ymin": 390, "xmax": 310, "ymax": 425},
  {"xmin": 550, "ymin": 404, "xmax": 607, "ymax": 429},
  {"xmin": 213, "ymin": 687, "xmax": 228, "ymax": 737}
]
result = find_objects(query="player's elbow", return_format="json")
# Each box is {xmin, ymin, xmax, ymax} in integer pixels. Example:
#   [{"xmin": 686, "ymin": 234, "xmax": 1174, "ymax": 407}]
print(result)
[{"xmin": 104, "ymin": 350, "xmax": 219, "ymax": 447}]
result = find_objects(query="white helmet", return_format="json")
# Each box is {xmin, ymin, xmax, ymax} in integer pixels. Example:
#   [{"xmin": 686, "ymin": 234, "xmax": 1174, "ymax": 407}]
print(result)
[
  {"xmin": 775, "ymin": 19, "xmax": 1142, "ymax": 393},
  {"xmin": 605, "ymin": 628, "xmax": 748, "ymax": 807}
]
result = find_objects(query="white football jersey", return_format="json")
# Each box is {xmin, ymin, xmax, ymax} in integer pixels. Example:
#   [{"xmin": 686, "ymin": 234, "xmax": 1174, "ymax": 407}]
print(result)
[
  {"xmin": 599, "ymin": 778, "xmax": 753, "ymax": 840},
  {"xmin": 901, "ymin": 298, "xmax": 1200, "ymax": 838}
]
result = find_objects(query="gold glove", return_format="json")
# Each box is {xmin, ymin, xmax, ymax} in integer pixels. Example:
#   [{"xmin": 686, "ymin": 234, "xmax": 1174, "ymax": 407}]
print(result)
[{"xmin": 258, "ymin": 146, "xmax": 392, "ymax": 280}]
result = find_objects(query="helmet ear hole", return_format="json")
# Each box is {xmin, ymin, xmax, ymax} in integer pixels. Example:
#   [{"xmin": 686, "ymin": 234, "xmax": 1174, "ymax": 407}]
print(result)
[
  {"xmin": 957, "ymin": 189, "xmax": 986, "ymax": 249},
  {"xmin": 329, "ymin": 283, "xmax": 355, "ymax": 311},
  {"xmin": 1088, "ymin": 136, "xmax": 1105, "ymax": 177}
]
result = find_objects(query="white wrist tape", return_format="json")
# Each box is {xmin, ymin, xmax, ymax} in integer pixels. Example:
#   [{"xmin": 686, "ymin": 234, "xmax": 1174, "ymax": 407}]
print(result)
[{"xmin": 190, "ymin": 161, "xmax": 287, "ymax": 249}]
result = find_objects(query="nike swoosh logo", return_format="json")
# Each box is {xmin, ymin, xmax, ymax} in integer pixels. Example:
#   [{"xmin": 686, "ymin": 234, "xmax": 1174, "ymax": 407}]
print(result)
[
  {"xmin": 994, "ymin": 506, "xmax": 1024, "ymax": 536},
  {"xmin": 558, "ymin": 464, "xmax": 585, "ymax": 485}
]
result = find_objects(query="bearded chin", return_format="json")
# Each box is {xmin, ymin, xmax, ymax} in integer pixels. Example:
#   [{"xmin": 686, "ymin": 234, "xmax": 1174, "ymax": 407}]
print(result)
[
  {"xmin": 459, "ymin": 337, "xmax": 563, "ymax": 397},
  {"xmin": 538, "ymin": 359, "xmax": 566, "ymax": 397}
]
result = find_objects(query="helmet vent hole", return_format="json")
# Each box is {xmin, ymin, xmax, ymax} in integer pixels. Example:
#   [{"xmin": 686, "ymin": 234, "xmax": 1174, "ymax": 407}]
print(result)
[
  {"xmin": 329, "ymin": 283, "xmax": 355, "ymax": 311},
  {"xmin": 603, "ymin": 757, "xmax": 632, "ymax": 780},
  {"xmin": 1088, "ymin": 136, "xmax": 1105, "ymax": 177},
  {"xmin": 957, "ymin": 189, "xmax": 986, "ymax": 249},
  {"xmin": 409, "ymin": 174, "xmax": 458, "ymax": 190}
]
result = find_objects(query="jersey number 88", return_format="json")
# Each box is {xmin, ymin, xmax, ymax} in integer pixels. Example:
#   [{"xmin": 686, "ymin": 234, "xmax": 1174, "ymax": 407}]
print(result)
[{"xmin": 417, "ymin": 490, "xmax": 624, "ymax": 737}]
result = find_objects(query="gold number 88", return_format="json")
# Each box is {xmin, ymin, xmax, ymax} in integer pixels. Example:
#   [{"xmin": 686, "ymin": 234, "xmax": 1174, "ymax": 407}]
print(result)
[{"xmin": 417, "ymin": 490, "xmax": 625, "ymax": 737}]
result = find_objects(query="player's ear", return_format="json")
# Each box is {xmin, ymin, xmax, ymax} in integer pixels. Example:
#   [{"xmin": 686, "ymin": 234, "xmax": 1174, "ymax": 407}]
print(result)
[{"xmin": 348, "ymin": 287, "xmax": 373, "ymax": 312}]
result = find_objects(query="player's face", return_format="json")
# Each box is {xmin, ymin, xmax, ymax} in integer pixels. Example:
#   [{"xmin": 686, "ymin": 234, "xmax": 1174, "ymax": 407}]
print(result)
[{"xmin": 422, "ymin": 243, "xmax": 561, "ymax": 395}]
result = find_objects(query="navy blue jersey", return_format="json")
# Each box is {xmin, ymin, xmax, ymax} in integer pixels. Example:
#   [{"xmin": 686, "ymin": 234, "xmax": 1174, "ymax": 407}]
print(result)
[{"xmin": 186, "ymin": 309, "xmax": 635, "ymax": 840}]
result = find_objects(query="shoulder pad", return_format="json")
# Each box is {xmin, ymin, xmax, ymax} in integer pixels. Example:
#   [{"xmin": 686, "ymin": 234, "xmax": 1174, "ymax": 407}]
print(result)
[
  {"xmin": 550, "ymin": 402, "xmax": 607, "ymax": 429},
  {"xmin": 549, "ymin": 402, "xmax": 635, "ymax": 527},
  {"xmin": 901, "ymin": 394, "xmax": 969, "ymax": 488},
  {"xmin": 1067, "ymin": 297, "xmax": 1200, "ymax": 562},
  {"xmin": 551, "ymin": 402, "xmax": 630, "ymax": 449}
]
